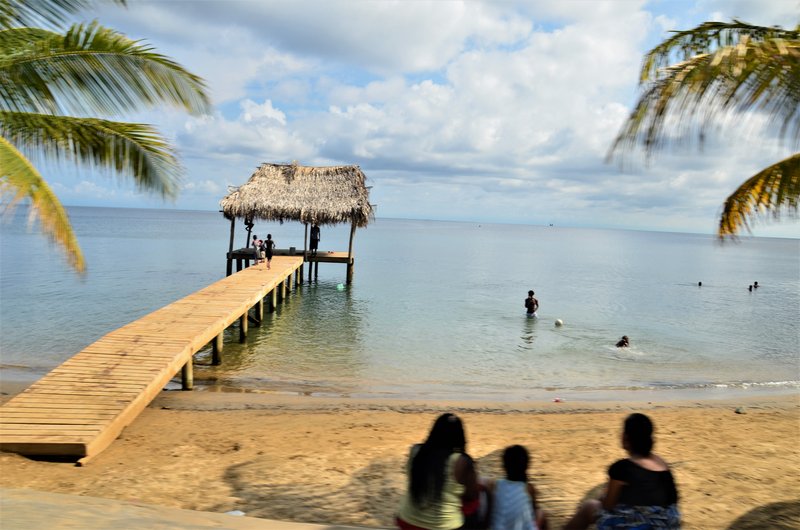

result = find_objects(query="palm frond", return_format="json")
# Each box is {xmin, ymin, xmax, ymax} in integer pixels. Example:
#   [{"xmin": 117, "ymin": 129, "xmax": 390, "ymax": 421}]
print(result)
[
  {"xmin": 0, "ymin": 134, "xmax": 85, "ymax": 272},
  {"xmin": 609, "ymin": 36, "xmax": 800, "ymax": 160},
  {"xmin": 641, "ymin": 20, "xmax": 799, "ymax": 82},
  {"xmin": 718, "ymin": 153, "xmax": 800, "ymax": 238},
  {"xmin": 1, "ymin": 110, "xmax": 182, "ymax": 197},
  {"xmin": 0, "ymin": 0, "xmax": 125, "ymax": 30},
  {"xmin": 0, "ymin": 20, "xmax": 211, "ymax": 116}
]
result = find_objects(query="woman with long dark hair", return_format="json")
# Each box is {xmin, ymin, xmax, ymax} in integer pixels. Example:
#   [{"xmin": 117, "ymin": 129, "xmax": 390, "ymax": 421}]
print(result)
[
  {"xmin": 563, "ymin": 413, "xmax": 680, "ymax": 529},
  {"xmin": 397, "ymin": 413, "xmax": 472, "ymax": 530}
]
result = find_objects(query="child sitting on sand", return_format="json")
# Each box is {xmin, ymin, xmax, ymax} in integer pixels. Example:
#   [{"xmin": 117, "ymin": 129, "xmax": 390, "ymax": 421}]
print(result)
[{"xmin": 488, "ymin": 445, "xmax": 548, "ymax": 530}]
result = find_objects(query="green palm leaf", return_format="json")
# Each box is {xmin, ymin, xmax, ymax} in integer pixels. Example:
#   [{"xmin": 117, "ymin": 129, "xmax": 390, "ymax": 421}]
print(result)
[
  {"xmin": 0, "ymin": 20, "xmax": 211, "ymax": 116},
  {"xmin": 609, "ymin": 20, "xmax": 800, "ymax": 237},
  {"xmin": 0, "ymin": 0, "xmax": 125, "ymax": 30},
  {"xmin": 0, "ymin": 135, "xmax": 85, "ymax": 272},
  {"xmin": 1, "ymin": 110, "xmax": 182, "ymax": 197},
  {"xmin": 719, "ymin": 153, "xmax": 800, "ymax": 238}
]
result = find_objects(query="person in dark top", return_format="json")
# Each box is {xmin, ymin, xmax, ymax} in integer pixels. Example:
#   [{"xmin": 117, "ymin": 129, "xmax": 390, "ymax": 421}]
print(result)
[
  {"xmin": 525, "ymin": 290, "xmax": 539, "ymax": 318},
  {"xmin": 563, "ymin": 413, "xmax": 680, "ymax": 529},
  {"xmin": 262, "ymin": 234, "xmax": 275, "ymax": 270},
  {"xmin": 616, "ymin": 336, "xmax": 630, "ymax": 348},
  {"xmin": 310, "ymin": 224, "xmax": 321, "ymax": 256}
]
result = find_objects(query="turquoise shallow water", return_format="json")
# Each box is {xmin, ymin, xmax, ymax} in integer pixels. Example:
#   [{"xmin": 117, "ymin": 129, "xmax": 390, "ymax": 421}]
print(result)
[{"xmin": 1, "ymin": 206, "xmax": 798, "ymax": 400}]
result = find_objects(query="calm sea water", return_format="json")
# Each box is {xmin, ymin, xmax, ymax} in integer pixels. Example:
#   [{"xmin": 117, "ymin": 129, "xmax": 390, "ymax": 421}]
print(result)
[{"xmin": 1, "ymin": 206, "xmax": 798, "ymax": 400}]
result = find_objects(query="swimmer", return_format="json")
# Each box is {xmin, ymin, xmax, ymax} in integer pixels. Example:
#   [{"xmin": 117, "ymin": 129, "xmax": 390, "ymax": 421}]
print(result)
[{"xmin": 616, "ymin": 335, "xmax": 630, "ymax": 348}]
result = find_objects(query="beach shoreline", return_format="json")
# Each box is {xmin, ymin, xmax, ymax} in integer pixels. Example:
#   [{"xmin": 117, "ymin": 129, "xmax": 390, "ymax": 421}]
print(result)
[{"xmin": 1, "ymin": 384, "xmax": 798, "ymax": 529}]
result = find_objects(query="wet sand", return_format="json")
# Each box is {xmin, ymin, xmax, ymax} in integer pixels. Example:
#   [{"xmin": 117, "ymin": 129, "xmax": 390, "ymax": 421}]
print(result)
[{"xmin": 0, "ymin": 386, "xmax": 798, "ymax": 529}]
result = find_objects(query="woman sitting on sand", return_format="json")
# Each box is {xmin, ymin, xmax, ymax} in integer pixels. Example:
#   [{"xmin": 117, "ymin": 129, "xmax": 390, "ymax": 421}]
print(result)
[
  {"xmin": 563, "ymin": 413, "xmax": 680, "ymax": 530},
  {"xmin": 397, "ymin": 413, "xmax": 473, "ymax": 530}
]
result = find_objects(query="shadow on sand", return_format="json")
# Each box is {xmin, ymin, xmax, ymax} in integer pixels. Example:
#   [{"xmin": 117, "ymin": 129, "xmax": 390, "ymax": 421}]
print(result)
[{"xmin": 726, "ymin": 500, "xmax": 800, "ymax": 530}]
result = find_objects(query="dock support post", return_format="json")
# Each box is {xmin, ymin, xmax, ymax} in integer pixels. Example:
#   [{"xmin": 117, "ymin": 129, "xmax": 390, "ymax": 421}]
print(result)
[
  {"xmin": 212, "ymin": 333, "xmax": 223, "ymax": 365},
  {"xmin": 314, "ymin": 260, "xmax": 319, "ymax": 279},
  {"xmin": 346, "ymin": 221, "xmax": 356, "ymax": 284},
  {"xmin": 256, "ymin": 299, "xmax": 264, "ymax": 322},
  {"xmin": 181, "ymin": 359, "xmax": 193, "ymax": 390},
  {"xmin": 226, "ymin": 217, "xmax": 235, "ymax": 277},
  {"xmin": 295, "ymin": 268, "xmax": 300, "ymax": 287},
  {"xmin": 269, "ymin": 288, "xmax": 277, "ymax": 312},
  {"xmin": 281, "ymin": 278, "xmax": 286, "ymax": 300},
  {"xmin": 308, "ymin": 258, "xmax": 313, "ymax": 282},
  {"xmin": 239, "ymin": 311, "xmax": 248, "ymax": 342}
]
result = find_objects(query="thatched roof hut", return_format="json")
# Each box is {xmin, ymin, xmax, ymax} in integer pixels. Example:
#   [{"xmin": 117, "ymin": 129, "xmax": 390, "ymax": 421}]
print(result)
[
  {"xmin": 220, "ymin": 163, "xmax": 373, "ymax": 227},
  {"xmin": 220, "ymin": 162, "xmax": 374, "ymax": 282}
]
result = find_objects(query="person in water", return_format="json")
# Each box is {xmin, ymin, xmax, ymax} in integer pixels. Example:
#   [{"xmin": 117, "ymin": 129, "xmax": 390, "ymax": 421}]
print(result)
[
  {"xmin": 525, "ymin": 290, "xmax": 539, "ymax": 318},
  {"xmin": 616, "ymin": 336, "xmax": 630, "ymax": 348}
]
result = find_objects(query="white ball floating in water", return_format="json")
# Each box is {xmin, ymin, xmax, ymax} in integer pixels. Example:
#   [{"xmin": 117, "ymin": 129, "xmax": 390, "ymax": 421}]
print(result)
[
  {"xmin": 336, "ymin": 283, "xmax": 345, "ymax": 290},
  {"xmin": 555, "ymin": 319, "xmax": 563, "ymax": 327}
]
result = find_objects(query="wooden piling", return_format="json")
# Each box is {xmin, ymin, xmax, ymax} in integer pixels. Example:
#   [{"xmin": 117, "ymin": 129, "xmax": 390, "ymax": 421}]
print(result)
[
  {"xmin": 239, "ymin": 311, "xmax": 248, "ymax": 342},
  {"xmin": 212, "ymin": 333, "xmax": 223, "ymax": 365},
  {"xmin": 181, "ymin": 359, "xmax": 193, "ymax": 390}
]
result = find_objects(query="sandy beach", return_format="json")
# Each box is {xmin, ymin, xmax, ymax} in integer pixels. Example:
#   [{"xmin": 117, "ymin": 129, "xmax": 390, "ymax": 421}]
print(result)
[{"xmin": 1, "ymin": 386, "xmax": 798, "ymax": 529}]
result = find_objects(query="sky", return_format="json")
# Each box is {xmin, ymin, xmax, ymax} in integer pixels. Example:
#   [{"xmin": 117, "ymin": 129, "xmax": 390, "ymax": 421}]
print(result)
[{"xmin": 47, "ymin": 0, "xmax": 800, "ymax": 237}]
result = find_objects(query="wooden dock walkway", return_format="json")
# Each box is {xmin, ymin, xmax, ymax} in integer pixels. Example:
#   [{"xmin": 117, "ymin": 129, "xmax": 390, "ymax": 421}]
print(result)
[{"xmin": 0, "ymin": 256, "xmax": 304, "ymax": 465}]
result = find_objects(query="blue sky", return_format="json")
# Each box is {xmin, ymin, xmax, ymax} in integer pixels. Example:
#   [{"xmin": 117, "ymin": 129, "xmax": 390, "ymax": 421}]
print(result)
[{"xmin": 48, "ymin": 0, "xmax": 800, "ymax": 237}]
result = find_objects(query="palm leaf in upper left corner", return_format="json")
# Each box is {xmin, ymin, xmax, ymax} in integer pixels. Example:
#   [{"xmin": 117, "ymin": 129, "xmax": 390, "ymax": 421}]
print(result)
[{"xmin": 0, "ymin": 135, "xmax": 85, "ymax": 273}]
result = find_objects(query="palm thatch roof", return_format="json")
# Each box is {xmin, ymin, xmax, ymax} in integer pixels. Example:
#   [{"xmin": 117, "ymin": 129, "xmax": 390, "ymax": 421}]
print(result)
[{"xmin": 220, "ymin": 163, "xmax": 374, "ymax": 227}]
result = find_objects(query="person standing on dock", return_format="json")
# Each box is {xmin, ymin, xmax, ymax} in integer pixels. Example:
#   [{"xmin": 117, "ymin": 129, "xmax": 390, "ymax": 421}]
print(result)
[
  {"xmin": 263, "ymin": 234, "xmax": 275, "ymax": 270},
  {"xmin": 525, "ymin": 290, "xmax": 539, "ymax": 318},
  {"xmin": 252, "ymin": 235, "xmax": 264, "ymax": 264},
  {"xmin": 310, "ymin": 224, "xmax": 321, "ymax": 256}
]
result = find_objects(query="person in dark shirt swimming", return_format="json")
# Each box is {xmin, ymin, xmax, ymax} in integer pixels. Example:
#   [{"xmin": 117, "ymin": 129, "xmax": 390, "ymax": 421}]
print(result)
[{"xmin": 616, "ymin": 336, "xmax": 630, "ymax": 348}]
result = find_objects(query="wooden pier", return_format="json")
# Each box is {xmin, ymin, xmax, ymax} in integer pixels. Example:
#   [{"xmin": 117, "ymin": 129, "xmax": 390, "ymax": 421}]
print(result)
[{"xmin": 0, "ymin": 256, "xmax": 304, "ymax": 465}]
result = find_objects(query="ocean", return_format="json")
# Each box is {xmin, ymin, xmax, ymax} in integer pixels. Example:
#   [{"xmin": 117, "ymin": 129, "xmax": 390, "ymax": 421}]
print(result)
[{"xmin": 1, "ymin": 206, "xmax": 798, "ymax": 401}]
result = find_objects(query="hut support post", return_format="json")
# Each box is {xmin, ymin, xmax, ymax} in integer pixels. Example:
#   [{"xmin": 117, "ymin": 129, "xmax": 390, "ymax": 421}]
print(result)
[
  {"xmin": 239, "ymin": 311, "xmax": 248, "ymax": 342},
  {"xmin": 346, "ymin": 221, "xmax": 356, "ymax": 284},
  {"xmin": 212, "ymin": 333, "xmax": 223, "ymax": 365},
  {"xmin": 226, "ymin": 217, "xmax": 235, "ymax": 277},
  {"xmin": 181, "ymin": 359, "xmax": 193, "ymax": 390},
  {"xmin": 303, "ymin": 223, "xmax": 309, "ymax": 257}
]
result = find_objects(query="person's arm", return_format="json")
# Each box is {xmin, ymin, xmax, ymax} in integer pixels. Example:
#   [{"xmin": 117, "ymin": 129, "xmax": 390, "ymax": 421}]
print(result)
[
  {"xmin": 453, "ymin": 454, "xmax": 472, "ymax": 485},
  {"xmin": 600, "ymin": 478, "xmax": 625, "ymax": 510},
  {"xmin": 533, "ymin": 299, "xmax": 539, "ymax": 312},
  {"xmin": 526, "ymin": 482, "xmax": 540, "ymax": 510}
]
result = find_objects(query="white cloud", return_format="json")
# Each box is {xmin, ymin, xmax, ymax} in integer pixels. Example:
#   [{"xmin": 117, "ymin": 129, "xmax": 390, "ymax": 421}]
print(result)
[{"xmin": 48, "ymin": 0, "xmax": 799, "ymax": 238}]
